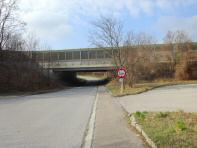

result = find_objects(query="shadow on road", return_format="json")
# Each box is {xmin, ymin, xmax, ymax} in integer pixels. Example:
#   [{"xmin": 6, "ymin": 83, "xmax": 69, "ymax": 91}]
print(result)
[
  {"xmin": 79, "ymin": 78, "xmax": 111, "ymax": 86},
  {"xmin": 64, "ymin": 77, "xmax": 111, "ymax": 87}
]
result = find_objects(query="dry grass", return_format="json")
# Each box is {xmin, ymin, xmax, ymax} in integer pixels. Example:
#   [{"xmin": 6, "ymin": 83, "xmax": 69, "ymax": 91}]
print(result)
[{"xmin": 133, "ymin": 111, "xmax": 197, "ymax": 148}]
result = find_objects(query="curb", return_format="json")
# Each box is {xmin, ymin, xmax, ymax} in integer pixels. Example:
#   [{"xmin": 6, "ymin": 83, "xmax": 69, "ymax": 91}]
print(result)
[
  {"xmin": 82, "ymin": 88, "xmax": 99, "ymax": 148},
  {"xmin": 129, "ymin": 115, "xmax": 157, "ymax": 148}
]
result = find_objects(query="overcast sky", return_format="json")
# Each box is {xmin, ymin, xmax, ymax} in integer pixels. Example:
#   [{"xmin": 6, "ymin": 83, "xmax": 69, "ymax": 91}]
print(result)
[{"xmin": 19, "ymin": 0, "xmax": 197, "ymax": 49}]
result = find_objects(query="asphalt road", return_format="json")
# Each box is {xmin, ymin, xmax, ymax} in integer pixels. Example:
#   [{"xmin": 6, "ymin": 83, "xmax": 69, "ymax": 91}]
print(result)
[
  {"xmin": 119, "ymin": 84, "xmax": 197, "ymax": 113},
  {"xmin": 0, "ymin": 87, "xmax": 97, "ymax": 148}
]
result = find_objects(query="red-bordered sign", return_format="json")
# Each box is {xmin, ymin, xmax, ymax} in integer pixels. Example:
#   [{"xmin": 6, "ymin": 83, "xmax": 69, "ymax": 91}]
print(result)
[{"xmin": 117, "ymin": 67, "xmax": 127, "ymax": 78}]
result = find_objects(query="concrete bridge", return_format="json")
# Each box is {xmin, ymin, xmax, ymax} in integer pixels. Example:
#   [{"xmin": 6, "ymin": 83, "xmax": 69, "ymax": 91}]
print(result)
[
  {"xmin": 32, "ymin": 48, "xmax": 114, "ymax": 72},
  {"xmin": 31, "ymin": 47, "xmax": 197, "ymax": 73}
]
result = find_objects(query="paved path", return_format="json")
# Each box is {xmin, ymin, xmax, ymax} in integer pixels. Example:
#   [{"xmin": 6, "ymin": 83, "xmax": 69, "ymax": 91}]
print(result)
[
  {"xmin": 0, "ymin": 87, "xmax": 97, "ymax": 148},
  {"xmin": 93, "ymin": 87, "xmax": 145, "ymax": 148},
  {"xmin": 119, "ymin": 84, "xmax": 197, "ymax": 113}
]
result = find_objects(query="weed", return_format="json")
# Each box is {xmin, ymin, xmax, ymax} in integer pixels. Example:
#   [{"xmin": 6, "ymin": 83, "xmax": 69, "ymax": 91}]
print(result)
[
  {"xmin": 135, "ymin": 111, "xmax": 148, "ymax": 120},
  {"xmin": 156, "ymin": 112, "xmax": 169, "ymax": 118},
  {"xmin": 176, "ymin": 119, "xmax": 187, "ymax": 131},
  {"xmin": 134, "ymin": 112, "xmax": 197, "ymax": 147}
]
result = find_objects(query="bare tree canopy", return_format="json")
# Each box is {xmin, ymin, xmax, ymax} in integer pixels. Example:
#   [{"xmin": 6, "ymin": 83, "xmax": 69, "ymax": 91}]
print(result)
[
  {"xmin": 89, "ymin": 16, "xmax": 124, "ymax": 67},
  {"xmin": 89, "ymin": 16, "xmax": 158, "ymax": 69},
  {"xmin": 163, "ymin": 30, "xmax": 192, "ymax": 64},
  {"xmin": 0, "ymin": 0, "xmax": 25, "ymax": 50},
  {"xmin": 164, "ymin": 30, "xmax": 191, "ymax": 44}
]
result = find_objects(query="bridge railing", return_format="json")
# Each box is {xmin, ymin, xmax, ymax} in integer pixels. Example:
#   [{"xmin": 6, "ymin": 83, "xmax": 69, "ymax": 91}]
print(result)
[
  {"xmin": 40, "ymin": 58, "xmax": 113, "ymax": 69},
  {"xmin": 32, "ymin": 49, "xmax": 112, "ymax": 62}
]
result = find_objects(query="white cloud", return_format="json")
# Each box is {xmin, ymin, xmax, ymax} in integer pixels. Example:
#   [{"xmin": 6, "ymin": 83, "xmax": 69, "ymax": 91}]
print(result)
[
  {"xmin": 154, "ymin": 16, "xmax": 197, "ymax": 41},
  {"xmin": 18, "ymin": 0, "xmax": 197, "ymax": 48},
  {"xmin": 156, "ymin": 0, "xmax": 197, "ymax": 9},
  {"xmin": 19, "ymin": 0, "xmax": 73, "ymax": 46},
  {"xmin": 23, "ymin": 10, "xmax": 71, "ymax": 39}
]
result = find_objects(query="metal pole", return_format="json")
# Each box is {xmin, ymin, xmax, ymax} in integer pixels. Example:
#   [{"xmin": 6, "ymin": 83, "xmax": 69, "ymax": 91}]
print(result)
[
  {"xmin": 120, "ymin": 78, "xmax": 124, "ymax": 94},
  {"xmin": 42, "ymin": 52, "xmax": 44, "ymax": 68},
  {"xmin": 80, "ymin": 50, "xmax": 82, "ymax": 65}
]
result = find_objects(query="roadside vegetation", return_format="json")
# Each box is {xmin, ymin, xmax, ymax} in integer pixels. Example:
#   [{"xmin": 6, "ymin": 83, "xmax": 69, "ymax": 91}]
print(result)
[
  {"xmin": 0, "ymin": 0, "xmax": 61, "ymax": 94},
  {"xmin": 0, "ymin": 50, "xmax": 61, "ymax": 93},
  {"xmin": 133, "ymin": 111, "xmax": 197, "ymax": 148},
  {"xmin": 89, "ymin": 16, "xmax": 197, "ymax": 95}
]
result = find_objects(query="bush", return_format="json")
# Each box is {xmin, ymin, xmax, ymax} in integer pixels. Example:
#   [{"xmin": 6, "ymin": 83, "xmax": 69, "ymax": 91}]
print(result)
[
  {"xmin": 175, "ymin": 53, "xmax": 190, "ymax": 80},
  {"xmin": 0, "ymin": 51, "xmax": 59, "ymax": 93}
]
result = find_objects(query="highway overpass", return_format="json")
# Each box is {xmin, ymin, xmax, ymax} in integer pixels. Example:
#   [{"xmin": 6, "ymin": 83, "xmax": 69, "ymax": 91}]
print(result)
[
  {"xmin": 32, "ymin": 48, "xmax": 114, "ymax": 72},
  {"xmin": 30, "ymin": 47, "xmax": 197, "ymax": 73}
]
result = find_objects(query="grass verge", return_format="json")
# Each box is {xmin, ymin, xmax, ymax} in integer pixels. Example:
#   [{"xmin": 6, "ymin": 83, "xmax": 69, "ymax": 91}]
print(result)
[
  {"xmin": 107, "ymin": 79, "xmax": 197, "ymax": 96},
  {"xmin": 133, "ymin": 111, "xmax": 197, "ymax": 148}
]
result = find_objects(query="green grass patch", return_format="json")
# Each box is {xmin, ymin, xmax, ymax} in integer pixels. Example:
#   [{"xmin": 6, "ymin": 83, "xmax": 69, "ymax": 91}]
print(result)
[
  {"xmin": 107, "ymin": 79, "xmax": 197, "ymax": 96},
  {"xmin": 133, "ymin": 111, "xmax": 197, "ymax": 148}
]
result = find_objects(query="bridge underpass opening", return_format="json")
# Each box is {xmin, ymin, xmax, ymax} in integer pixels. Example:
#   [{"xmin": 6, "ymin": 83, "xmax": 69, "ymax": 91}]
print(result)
[{"xmin": 54, "ymin": 71, "xmax": 112, "ymax": 86}]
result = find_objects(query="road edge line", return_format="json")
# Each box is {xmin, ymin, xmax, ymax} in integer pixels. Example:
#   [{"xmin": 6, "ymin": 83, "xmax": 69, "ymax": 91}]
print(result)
[{"xmin": 82, "ymin": 87, "xmax": 99, "ymax": 148}]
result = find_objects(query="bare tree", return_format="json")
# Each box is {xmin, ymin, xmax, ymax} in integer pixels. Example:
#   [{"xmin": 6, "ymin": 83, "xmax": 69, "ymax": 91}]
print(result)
[
  {"xmin": 164, "ymin": 31, "xmax": 191, "ymax": 62},
  {"xmin": 24, "ymin": 33, "xmax": 39, "ymax": 51},
  {"xmin": 164, "ymin": 30, "xmax": 192, "ymax": 76},
  {"xmin": 23, "ymin": 33, "xmax": 40, "ymax": 62},
  {"xmin": 5, "ymin": 33, "xmax": 25, "ymax": 51},
  {"xmin": 0, "ymin": 0, "xmax": 25, "ymax": 51},
  {"xmin": 123, "ymin": 32, "xmax": 157, "ymax": 87},
  {"xmin": 89, "ymin": 16, "xmax": 125, "ymax": 68}
]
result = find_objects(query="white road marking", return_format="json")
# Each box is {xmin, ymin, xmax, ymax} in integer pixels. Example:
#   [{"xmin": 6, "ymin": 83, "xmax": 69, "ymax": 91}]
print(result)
[{"xmin": 82, "ymin": 88, "xmax": 99, "ymax": 148}]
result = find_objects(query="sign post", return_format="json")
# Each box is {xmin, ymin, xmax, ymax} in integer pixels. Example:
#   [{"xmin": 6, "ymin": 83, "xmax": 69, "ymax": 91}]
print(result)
[{"xmin": 117, "ymin": 67, "xmax": 126, "ymax": 94}]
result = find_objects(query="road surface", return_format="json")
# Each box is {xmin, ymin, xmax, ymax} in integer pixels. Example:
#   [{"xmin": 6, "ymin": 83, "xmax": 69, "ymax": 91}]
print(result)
[
  {"xmin": 0, "ymin": 87, "xmax": 97, "ymax": 148},
  {"xmin": 119, "ymin": 84, "xmax": 197, "ymax": 113}
]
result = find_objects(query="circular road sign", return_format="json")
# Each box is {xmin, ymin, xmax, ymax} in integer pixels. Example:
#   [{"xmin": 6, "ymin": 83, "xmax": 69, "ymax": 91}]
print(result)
[{"xmin": 117, "ymin": 67, "xmax": 126, "ymax": 78}]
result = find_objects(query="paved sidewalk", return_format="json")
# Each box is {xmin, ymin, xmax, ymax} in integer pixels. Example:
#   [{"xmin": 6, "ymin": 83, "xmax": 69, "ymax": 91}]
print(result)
[{"xmin": 92, "ymin": 87, "xmax": 144, "ymax": 148}]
